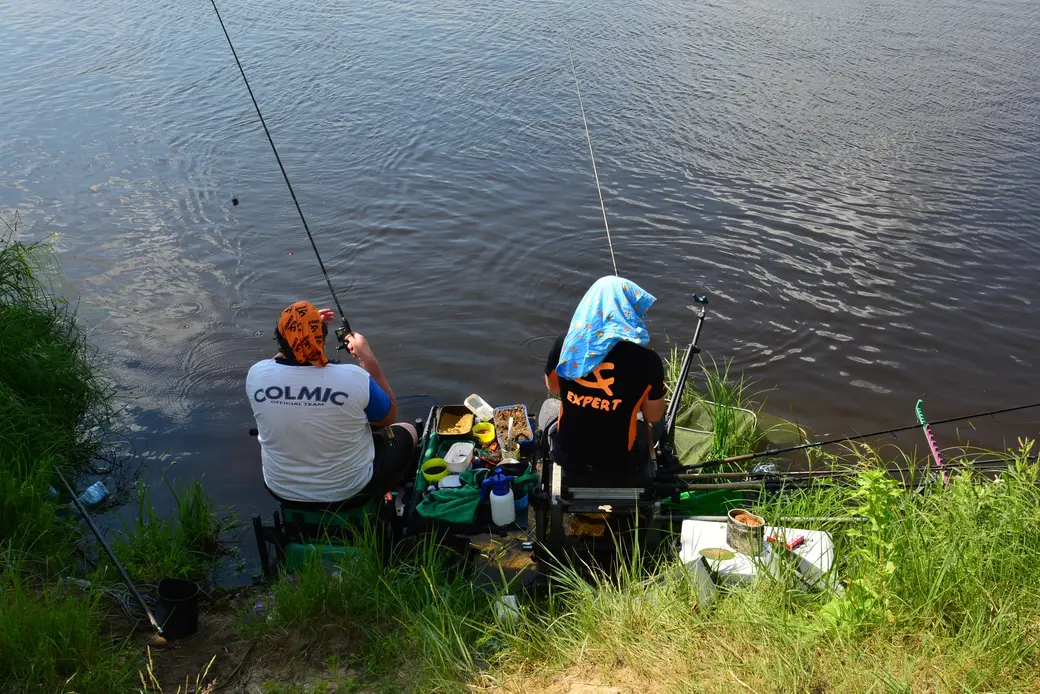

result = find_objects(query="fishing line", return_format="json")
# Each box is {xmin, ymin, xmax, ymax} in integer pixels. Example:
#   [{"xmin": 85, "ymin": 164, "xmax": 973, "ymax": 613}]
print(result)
[
  {"xmin": 0, "ymin": 212, "xmax": 16, "ymax": 235},
  {"xmin": 561, "ymin": 29, "xmax": 619, "ymax": 276},
  {"xmin": 206, "ymin": 0, "xmax": 351, "ymax": 334},
  {"xmin": 675, "ymin": 457, "xmax": 1019, "ymax": 482}
]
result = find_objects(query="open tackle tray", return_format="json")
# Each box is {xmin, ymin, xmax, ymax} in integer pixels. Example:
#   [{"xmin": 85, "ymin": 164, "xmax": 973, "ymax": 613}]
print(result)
[{"xmin": 405, "ymin": 404, "xmax": 539, "ymax": 537}]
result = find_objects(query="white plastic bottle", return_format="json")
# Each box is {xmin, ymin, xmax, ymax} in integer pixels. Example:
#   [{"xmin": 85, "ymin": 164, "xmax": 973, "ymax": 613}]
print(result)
[{"xmin": 483, "ymin": 468, "xmax": 516, "ymax": 526}]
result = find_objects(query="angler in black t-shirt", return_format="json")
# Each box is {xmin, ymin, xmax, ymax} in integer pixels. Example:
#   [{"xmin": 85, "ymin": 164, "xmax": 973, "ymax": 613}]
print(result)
[{"xmin": 540, "ymin": 276, "xmax": 667, "ymax": 473}]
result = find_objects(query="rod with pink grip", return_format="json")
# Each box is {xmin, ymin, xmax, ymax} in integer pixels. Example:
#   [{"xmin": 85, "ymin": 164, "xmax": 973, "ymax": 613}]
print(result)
[{"xmin": 916, "ymin": 399, "xmax": 949, "ymax": 486}]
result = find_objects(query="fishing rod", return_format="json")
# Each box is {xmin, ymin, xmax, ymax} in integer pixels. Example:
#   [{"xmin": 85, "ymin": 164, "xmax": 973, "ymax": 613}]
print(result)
[
  {"xmin": 659, "ymin": 460, "xmax": 1017, "ymax": 491},
  {"xmin": 561, "ymin": 27, "xmax": 618, "ymax": 276},
  {"xmin": 917, "ymin": 399, "xmax": 949, "ymax": 486},
  {"xmin": 206, "ymin": 0, "xmax": 351, "ymax": 337},
  {"xmin": 54, "ymin": 467, "xmax": 163, "ymax": 634},
  {"xmin": 655, "ymin": 477, "xmax": 931, "ymax": 493},
  {"xmin": 684, "ymin": 401, "xmax": 1040, "ymax": 471},
  {"xmin": 676, "ymin": 457, "xmax": 1018, "ymax": 481}
]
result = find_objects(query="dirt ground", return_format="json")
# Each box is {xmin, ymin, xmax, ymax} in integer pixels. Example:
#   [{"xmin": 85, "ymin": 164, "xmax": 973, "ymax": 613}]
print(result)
[
  {"xmin": 134, "ymin": 595, "xmax": 254, "ymax": 693},
  {"xmin": 132, "ymin": 536, "xmax": 542, "ymax": 693},
  {"xmin": 127, "ymin": 588, "xmax": 355, "ymax": 694}
]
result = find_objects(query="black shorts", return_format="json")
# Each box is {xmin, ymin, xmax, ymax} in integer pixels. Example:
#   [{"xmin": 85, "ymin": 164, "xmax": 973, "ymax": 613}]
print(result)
[
  {"xmin": 360, "ymin": 424, "xmax": 417, "ymax": 497},
  {"xmin": 265, "ymin": 424, "xmax": 415, "ymax": 511}
]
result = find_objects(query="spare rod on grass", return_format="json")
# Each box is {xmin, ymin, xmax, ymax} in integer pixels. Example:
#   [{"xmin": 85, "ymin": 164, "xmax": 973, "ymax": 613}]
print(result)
[
  {"xmin": 683, "ymin": 401, "xmax": 1040, "ymax": 471},
  {"xmin": 207, "ymin": 0, "xmax": 352, "ymax": 338},
  {"xmin": 683, "ymin": 515, "xmax": 868, "ymax": 524},
  {"xmin": 656, "ymin": 477, "xmax": 932, "ymax": 492},
  {"xmin": 54, "ymin": 467, "xmax": 162, "ymax": 634}
]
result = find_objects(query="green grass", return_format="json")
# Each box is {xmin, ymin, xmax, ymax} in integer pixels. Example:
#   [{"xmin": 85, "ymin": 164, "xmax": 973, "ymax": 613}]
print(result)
[
  {"xmin": 0, "ymin": 558, "xmax": 137, "ymax": 693},
  {"xmin": 0, "ymin": 233, "xmax": 142, "ymax": 693},
  {"xmin": 481, "ymin": 442, "xmax": 1040, "ymax": 692},
  {"xmin": 112, "ymin": 475, "xmax": 239, "ymax": 585},
  {"xmin": 0, "ymin": 230, "xmax": 242, "ymax": 693},
  {"xmin": 250, "ymin": 443, "xmax": 1040, "ymax": 692},
  {"xmin": 241, "ymin": 529, "xmax": 497, "ymax": 692},
  {"xmin": 699, "ymin": 355, "xmax": 763, "ymax": 458},
  {"xmin": 0, "ymin": 240, "xmax": 115, "ymax": 474},
  {"xmin": 0, "ymin": 456, "xmax": 78, "ymax": 555}
]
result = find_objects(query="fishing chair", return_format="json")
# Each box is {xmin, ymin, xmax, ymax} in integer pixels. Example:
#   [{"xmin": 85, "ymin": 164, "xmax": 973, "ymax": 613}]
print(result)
[
  {"xmin": 252, "ymin": 493, "xmax": 398, "ymax": 579},
  {"xmin": 532, "ymin": 421, "xmax": 664, "ymax": 566},
  {"xmin": 249, "ymin": 426, "xmax": 393, "ymax": 579},
  {"xmin": 248, "ymin": 403, "xmax": 433, "ymax": 580}
]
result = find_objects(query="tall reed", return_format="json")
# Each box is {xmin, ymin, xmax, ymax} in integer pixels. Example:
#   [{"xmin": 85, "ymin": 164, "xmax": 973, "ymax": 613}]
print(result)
[{"xmin": 665, "ymin": 347, "xmax": 763, "ymax": 459}]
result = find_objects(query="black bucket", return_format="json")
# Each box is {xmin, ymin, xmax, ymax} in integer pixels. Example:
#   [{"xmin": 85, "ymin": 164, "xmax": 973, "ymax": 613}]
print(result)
[{"xmin": 155, "ymin": 578, "xmax": 200, "ymax": 639}]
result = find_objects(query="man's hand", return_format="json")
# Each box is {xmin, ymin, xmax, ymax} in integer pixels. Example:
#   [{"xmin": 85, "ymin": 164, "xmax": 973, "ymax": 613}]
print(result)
[
  {"xmin": 345, "ymin": 332, "xmax": 378, "ymax": 370},
  {"xmin": 347, "ymin": 332, "xmax": 397, "ymax": 421},
  {"xmin": 318, "ymin": 308, "xmax": 335, "ymax": 323}
]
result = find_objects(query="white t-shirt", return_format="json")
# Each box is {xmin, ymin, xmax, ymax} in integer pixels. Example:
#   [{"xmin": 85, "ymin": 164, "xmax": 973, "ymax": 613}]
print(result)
[{"xmin": 246, "ymin": 359, "xmax": 391, "ymax": 502}]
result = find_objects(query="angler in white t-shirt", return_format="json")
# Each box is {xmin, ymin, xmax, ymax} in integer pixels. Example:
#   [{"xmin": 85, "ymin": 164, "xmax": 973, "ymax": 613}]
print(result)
[{"xmin": 246, "ymin": 301, "xmax": 417, "ymax": 507}]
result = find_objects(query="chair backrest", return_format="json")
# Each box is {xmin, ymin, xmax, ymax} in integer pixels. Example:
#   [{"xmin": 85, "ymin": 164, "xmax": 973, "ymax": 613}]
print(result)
[{"xmin": 543, "ymin": 422, "xmax": 650, "ymax": 483}]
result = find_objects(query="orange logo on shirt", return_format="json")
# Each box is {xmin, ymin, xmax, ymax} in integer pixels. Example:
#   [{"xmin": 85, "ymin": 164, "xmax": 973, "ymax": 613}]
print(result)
[
  {"xmin": 567, "ymin": 391, "xmax": 623, "ymax": 411},
  {"xmin": 574, "ymin": 362, "xmax": 615, "ymax": 396}
]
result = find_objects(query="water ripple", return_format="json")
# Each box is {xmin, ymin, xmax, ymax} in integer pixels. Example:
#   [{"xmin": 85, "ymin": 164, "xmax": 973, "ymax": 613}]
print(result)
[{"xmin": 1, "ymin": 0, "xmax": 1038, "ymax": 509}]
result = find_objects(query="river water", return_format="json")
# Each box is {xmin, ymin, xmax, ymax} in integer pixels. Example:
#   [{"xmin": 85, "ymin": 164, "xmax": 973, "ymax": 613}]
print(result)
[{"xmin": 2, "ymin": 0, "xmax": 1039, "ymax": 514}]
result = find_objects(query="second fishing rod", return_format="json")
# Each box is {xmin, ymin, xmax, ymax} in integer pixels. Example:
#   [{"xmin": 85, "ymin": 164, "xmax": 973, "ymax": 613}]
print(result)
[
  {"xmin": 207, "ymin": 0, "xmax": 353, "ymax": 344},
  {"xmin": 683, "ymin": 401, "xmax": 1040, "ymax": 471}
]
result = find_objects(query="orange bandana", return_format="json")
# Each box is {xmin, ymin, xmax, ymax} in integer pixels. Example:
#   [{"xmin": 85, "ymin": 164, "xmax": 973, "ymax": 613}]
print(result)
[{"xmin": 277, "ymin": 301, "xmax": 328, "ymax": 367}]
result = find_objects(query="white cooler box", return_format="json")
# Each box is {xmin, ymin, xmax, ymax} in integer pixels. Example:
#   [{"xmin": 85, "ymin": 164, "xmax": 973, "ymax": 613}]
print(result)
[{"xmin": 680, "ymin": 519, "xmax": 837, "ymax": 605}]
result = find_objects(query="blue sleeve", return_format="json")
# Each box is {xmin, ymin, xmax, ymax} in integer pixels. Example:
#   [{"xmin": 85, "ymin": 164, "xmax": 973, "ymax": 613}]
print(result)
[{"xmin": 364, "ymin": 376, "xmax": 392, "ymax": 422}]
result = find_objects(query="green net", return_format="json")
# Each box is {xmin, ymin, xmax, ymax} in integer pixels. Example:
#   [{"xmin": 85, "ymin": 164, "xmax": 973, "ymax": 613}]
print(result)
[{"xmin": 671, "ymin": 400, "xmax": 758, "ymax": 467}]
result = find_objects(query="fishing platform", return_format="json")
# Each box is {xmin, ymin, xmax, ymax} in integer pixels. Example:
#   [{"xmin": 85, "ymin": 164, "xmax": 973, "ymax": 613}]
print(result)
[{"xmin": 251, "ymin": 299, "xmax": 827, "ymax": 590}]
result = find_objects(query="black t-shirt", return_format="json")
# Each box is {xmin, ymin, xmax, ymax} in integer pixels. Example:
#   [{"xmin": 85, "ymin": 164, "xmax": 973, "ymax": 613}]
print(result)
[{"xmin": 545, "ymin": 336, "xmax": 666, "ymax": 466}]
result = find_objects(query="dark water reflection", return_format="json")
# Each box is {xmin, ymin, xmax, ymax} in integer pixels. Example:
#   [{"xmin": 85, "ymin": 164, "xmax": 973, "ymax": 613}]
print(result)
[{"xmin": 1, "ymin": 0, "xmax": 1039, "ymax": 516}]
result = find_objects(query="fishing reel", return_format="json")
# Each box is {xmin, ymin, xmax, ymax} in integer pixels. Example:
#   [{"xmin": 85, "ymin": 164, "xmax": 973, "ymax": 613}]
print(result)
[{"xmin": 334, "ymin": 326, "xmax": 350, "ymax": 351}]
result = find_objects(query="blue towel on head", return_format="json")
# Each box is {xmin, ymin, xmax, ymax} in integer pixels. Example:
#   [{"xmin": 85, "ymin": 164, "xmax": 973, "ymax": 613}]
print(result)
[{"xmin": 556, "ymin": 276, "xmax": 656, "ymax": 380}]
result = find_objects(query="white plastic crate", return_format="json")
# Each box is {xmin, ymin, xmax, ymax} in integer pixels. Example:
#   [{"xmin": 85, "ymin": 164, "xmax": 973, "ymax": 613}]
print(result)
[{"xmin": 680, "ymin": 519, "xmax": 836, "ymax": 591}]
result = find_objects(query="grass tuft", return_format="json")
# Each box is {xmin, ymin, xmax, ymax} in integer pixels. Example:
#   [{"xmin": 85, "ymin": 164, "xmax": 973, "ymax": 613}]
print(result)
[
  {"xmin": 113, "ymin": 475, "xmax": 239, "ymax": 585},
  {"xmin": 665, "ymin": 347, "xmax": 764, "ymax": 459},
  {"xmin": 242, "ymin": 530, "xmax": 496, "ymax": 692}
]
